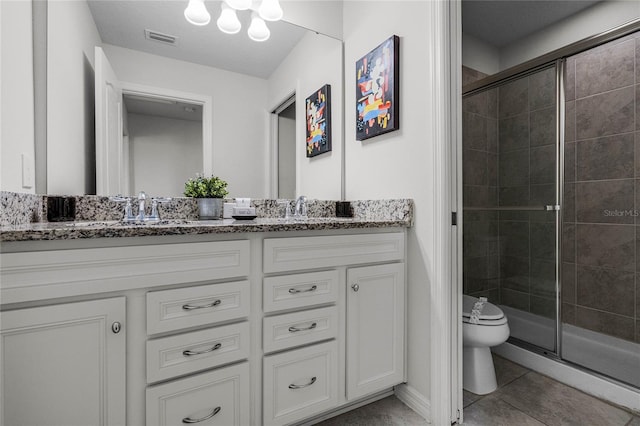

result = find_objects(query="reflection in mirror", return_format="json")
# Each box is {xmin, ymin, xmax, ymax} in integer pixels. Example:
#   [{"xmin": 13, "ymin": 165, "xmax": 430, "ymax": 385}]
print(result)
[
  {"xmin": 124, "ymin": 94, "xmax": 203, "ymax": 197},
  {"xmin": 274, "ymin": 96, "xmax": 296, "ymax": 199},
  {"xmin": 44, "ymin": 0, "xmax": 343, "ymax": 198}
]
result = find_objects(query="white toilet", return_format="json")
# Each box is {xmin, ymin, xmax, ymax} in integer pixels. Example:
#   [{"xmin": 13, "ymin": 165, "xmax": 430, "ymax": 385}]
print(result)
[{"xmin": 462, "ymin": 294, "xmax": 510, "ymax": 395}]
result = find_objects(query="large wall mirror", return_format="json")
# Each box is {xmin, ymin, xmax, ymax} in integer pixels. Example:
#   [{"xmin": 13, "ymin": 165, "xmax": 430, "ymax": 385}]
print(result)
[{"xmin": 42, "ymin": 0, "xmax": 344, "ymax": 199}]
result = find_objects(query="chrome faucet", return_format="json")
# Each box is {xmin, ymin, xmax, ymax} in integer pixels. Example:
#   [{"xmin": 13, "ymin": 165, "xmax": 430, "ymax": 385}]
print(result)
[
  {"xmin": 148, "ymin": 197, "xmax": 172, "ymax": 220},
  {"xmin": 294, "ymin": 195, "xmax": 307, "ymax": 219},
  {"xmin": 109, "ymin": 195, "xmax": 135, "ymax": 221},
  {"xmin": 136, "ymin": 191, "xmax": 147, "ymax": 221}
]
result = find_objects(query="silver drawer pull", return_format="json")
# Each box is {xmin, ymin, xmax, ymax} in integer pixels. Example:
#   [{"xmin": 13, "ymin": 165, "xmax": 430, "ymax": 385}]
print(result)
[
  {"xmin": 182, "ymin": 342, "xmax": 222, "ymax": 357},
  {"xmin": 288, "ymin": 322, "xmax": 317, "ymax": 333},
  {"xmin": 182, "ymin": 406, "xmax": 221, "ymax": 423},
  {"xmin": 289, "ymin": 376, "xmax": 317, "ymax": 389},
  {"xmin": 288, "ymin": 285, "xmax": 317, "ymax": 294},
  {"xmin": 182, "ymin": 299, "xmax": 221, "ymax": 310}
]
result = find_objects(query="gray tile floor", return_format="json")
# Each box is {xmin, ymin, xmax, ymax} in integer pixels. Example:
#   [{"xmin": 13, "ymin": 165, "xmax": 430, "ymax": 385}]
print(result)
[{"xmin": 314, "ymin": 355, "xmax": 640, "ymax": 426}]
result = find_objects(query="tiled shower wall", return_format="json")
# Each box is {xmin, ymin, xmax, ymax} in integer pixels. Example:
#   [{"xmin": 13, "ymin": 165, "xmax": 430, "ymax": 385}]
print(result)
[
  {"xmin": 462, "ymin": 65, "xmax": 557, "ymax": 320},
  {"xmin": 496, "ymin": 67, "xmax": 557, "ymax": 319},
  {"xmin": 563, "ymin": 32, "xmax": 640, "ymax": 344},
  {"xmin": 462, "ymin": 66, "xmax": 500, "ymax": 302}
]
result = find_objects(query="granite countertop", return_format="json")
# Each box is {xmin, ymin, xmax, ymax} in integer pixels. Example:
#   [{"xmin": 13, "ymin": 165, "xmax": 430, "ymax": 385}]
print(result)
[
  {"xmin": 0, "ymin": 216, "xmax": 412, "ymax": 242},
  {"xmin": 0, "ymin": 195, "xmax": 414, "ymax": 242}
]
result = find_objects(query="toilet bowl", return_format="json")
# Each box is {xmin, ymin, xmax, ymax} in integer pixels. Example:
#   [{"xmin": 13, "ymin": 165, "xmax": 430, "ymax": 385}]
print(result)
[{"xmin": 462, "ymin": 295, "xmax": 510, "ymax": 395}]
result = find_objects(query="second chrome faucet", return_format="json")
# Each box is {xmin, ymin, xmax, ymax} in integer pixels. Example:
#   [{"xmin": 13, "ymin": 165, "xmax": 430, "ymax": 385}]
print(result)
[{"xmin": 110, "ymin": 191, "xmax": 171, "ymax": 222}]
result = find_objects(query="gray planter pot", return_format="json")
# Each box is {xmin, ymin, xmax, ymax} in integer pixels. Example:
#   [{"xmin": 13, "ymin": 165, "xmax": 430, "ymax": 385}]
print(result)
[{"xmin": 197, "ymin": 198, "xmax": 223, "ymax": 220}]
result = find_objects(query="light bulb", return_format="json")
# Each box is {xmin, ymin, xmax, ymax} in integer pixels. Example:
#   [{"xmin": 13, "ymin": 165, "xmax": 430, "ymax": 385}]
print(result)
[
  {"xmin": 258, "ymin": 0, "xmax": 283, "ymax": 21},
  {"xmin": 224, "ymin": 0, "xmax": 251, "ymax": 11},
  {"xmin": 217, "ymin": 3, "xmax": 241, "ymax": 34},
  {"xmin": 248, "ymin": 12, "xmax": 270, "ymax": 42},
  {"xmin": 184, "ymin": 0, "xmax": 210, "ymax": 26}
]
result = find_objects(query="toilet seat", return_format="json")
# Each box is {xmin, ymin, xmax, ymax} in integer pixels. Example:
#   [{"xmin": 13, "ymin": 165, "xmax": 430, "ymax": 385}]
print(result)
[{"xmin": 462, "ymin": 295, "xmax": 507, "ymax": 326}]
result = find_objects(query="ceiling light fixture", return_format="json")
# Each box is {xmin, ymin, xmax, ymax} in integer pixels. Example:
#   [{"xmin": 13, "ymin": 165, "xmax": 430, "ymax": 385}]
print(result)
[
  {"xmin": 258, "ymin": 0, "xmax": 283, "ymax": 21},
  {"xmin": 184, "ymin": 0, "xmax": 283, "ymax": 42},
  {"xmin": 247, "ymin": 12, "xmax": 270, "ymax": 42},
  {"xmin": 184, "ymin": 0, "xmax": 211, "ymax": 26},
  {"xmin": 217, "ymin": 3, "xmax": 241, "ymax": 34}
]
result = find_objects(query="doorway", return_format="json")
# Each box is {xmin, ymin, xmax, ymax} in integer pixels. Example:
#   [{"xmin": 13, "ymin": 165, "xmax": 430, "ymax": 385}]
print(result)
[
  {"xmin": 272, "ymin": 95, "xmax": 296, "ymax": 199},
  {"xmin": 123, "ymin": 93, "xmax": 203, "ymax": 197}
]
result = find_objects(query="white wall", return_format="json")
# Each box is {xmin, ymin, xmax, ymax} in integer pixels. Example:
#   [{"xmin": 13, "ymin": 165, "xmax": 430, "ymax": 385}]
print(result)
[
  {"xmin": 343, "ymin": 0, "xmax": 434, "ymax": 407},
  {"xmin": 501, "ymin": 1, "xmax": 640, "ymax": 70},
  {"xmin": 462, "ymin": 32, "xmax": 500, "ymax": 76},
  {"xmin": 268, "ymin": 31, "xmax": 343, "ymax": 200},
  {"xmin": 127, "ymin": 114, "xmax": 202, "ymax": 197},
  {"xmin": 103, "ymin": 44, "xmax": 269, "ymax": 199},
  {"xmin": 1, "ymin": 0, "xmax": 35, "ymax": 193},
  {"xmin": 47, "ymin": 0, "xmax": 102, "ymax": 195}
]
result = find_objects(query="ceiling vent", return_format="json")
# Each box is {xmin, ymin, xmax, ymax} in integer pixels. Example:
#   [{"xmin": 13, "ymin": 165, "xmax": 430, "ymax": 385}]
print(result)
[{"xmin": 144, "ymin": 29, "xmax": 178, "ymax": 46}]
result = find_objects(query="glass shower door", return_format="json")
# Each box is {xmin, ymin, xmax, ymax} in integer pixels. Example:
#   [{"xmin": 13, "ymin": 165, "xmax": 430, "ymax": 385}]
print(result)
[{"xmin": 462, "ymin": 64, "xmax": 559, "ymax": 353}]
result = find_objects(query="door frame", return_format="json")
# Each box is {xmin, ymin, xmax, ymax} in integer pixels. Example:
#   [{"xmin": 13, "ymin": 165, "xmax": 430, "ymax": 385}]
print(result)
[
  {"xmin": 269, "ymin": 93, "xmax": 296, "ymax": 198},
  {"xmin": 117, "ymin": 81, "xmax": 213, "ymax": 191},
  {"xmin": 428, "ymin": 0, "xmax": 462, "ymax": 424}
]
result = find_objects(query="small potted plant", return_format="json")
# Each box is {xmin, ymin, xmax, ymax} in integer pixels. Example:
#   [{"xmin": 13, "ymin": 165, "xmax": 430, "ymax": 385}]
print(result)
[{"xmin": 184, "ymin": 174, "xmax": 229, "ymax": 219}]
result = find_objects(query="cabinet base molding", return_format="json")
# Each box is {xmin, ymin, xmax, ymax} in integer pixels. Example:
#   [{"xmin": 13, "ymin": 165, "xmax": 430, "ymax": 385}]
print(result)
[{"xmin": 394, "ymin": 383, "xmax": 430, "ymax": 423}]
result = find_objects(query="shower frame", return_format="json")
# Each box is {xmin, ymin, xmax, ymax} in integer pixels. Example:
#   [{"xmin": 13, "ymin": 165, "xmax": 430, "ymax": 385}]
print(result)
[{"xmin": 461, "ymin": 17, "xmax": 640, "ymax": 384}]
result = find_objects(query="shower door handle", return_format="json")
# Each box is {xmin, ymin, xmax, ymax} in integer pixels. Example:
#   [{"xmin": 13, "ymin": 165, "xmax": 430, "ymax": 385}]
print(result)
[{"xmin": 545, "ymin": 205, "xmax": 561, "ymax": 211}]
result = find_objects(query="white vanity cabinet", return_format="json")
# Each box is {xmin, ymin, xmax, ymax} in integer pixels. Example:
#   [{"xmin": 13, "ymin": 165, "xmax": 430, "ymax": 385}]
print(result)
[
  {"xmin": 0, "ymin": 228, "xmax": 407, "ymax": 426},
  {"xmin": 1, "ymin": 239, "xmax": 251, "ymax": 426},
  {"xmin": 0, "ymin": 297, "xmax": 126, "ymax": 426},
  {"xmin": 262, "ymin": 232, "xmax": 406, "ymax": 425}
]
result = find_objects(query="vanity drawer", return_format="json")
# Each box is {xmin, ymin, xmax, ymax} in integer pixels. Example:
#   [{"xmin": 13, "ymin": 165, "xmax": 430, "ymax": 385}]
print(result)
[
  {"xmin": 263, "ymin": 341, "xmax": 338, "ymax": 426},
  {"xmin": 263, "ymin": 306, "xmax": 338, "ymax": 354},
  {"xmin": 263, "ymin": 233, "xmax": 405, "ymax": 273},
  {"xmin": 263, "ymin": 270, "xmax": 339, "ymax": 313},
  {"xmin": 147, "ymin": 321, "xmax": 250, "ymax": 383},
  {"xmin": 146, "ymin": 362, "xmax": 250, "ymax": 426},
  {"xmin": 147, "ymin": 281, "xmax": 250, "ymax": 335}
]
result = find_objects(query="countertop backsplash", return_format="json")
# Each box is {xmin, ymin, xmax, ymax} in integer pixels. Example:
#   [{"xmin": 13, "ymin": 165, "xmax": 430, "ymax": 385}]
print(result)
[{"xmin": 1, "ymin": 191, "xmax": 414, "ymax": 227}]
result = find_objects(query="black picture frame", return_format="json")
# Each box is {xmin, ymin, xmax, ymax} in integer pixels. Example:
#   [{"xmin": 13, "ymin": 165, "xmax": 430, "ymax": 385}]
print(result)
[{"xmin": 355, "ymin": 35, "xmax": 400, "ymax": 141}]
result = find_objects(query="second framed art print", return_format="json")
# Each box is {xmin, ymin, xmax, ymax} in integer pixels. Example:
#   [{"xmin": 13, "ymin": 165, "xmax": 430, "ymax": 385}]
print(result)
[{"xmin": 355, "ymin": 35, "xmax": 399, "ymax": 141}]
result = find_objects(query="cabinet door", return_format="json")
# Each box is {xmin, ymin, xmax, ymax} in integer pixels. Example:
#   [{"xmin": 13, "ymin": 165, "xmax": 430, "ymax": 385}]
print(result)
[
  {"xmin": 1, "ymin": 297, "xmax": 126, "ymax": 426},
  {"xmin": 346, "ymin": 263, "xmax": 405, "ymax": 400}
]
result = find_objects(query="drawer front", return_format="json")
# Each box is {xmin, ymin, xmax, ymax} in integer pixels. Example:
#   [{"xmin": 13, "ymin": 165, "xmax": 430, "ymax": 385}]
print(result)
[
  {"xmin": 146, "ymin": 362, "xmax": 249, "ymax": 426},
  {"xmin": 1, "ymin": 240, "xmax": 250, "ymax": 305},
  {"xmin": 263, "ymin": 306, "xmax": 338, "ymax": 354},
  {"xmin": 147, "ymin": 322, "xmax": 250, "ymax": 383},
  {"xmin": 263, "ymin": 270, "xmax": 339, "ymax": 313},
  {"xmin": 263, "ymin": 341, "xmax": 338, "ymax": 426},
  {"xmin": 263, "ymin": 232, "xmax": 405, "ymax": 273},
  {"xmin": 147, "ymin": 281, "xmax": 250, "ymax": 335}
]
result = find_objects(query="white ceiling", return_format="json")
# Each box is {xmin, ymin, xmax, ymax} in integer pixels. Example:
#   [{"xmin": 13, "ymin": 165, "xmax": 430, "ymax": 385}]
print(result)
[
  {"xmin": 87, "ymin": 0, "xmax": 308, "ymax": 79},
  {"xmin": 462, "ymin": 0, "xmax": 602, "ymax": 48}
]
